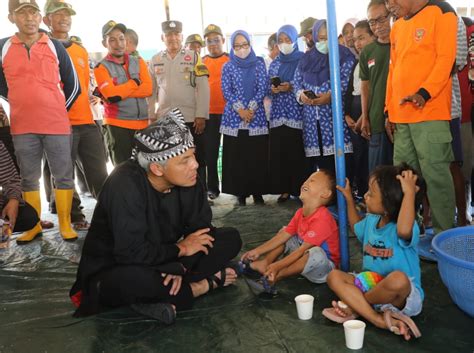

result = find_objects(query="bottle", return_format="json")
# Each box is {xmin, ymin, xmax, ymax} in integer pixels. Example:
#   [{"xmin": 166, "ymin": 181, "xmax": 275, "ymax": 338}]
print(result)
[{"xmin": 0, "ymin": 219, "xmax": 11, "ymax": 249}]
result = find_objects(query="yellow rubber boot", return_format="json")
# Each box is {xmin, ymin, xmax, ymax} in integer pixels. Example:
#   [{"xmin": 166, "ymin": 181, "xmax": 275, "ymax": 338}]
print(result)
[
  {"xmin": 54, "ymin": 189, "xmax": 78, "ymax": 241},
  {"xmin": 16, "ymin": 190, "xmax": 43, "ymax": 244}
]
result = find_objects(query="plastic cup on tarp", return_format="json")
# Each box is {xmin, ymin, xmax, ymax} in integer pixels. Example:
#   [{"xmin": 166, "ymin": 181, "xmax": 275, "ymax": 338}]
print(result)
[
  {"xmin": 294, "ymin": 294, "xmax": 314, "ymax": 320},
  {"xmin": 343, "ymin": 319, "xmax": 366, "ymax": 350}
]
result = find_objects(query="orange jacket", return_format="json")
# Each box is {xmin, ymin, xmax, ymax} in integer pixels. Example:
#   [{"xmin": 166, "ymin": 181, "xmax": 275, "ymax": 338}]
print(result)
[
  {"xmin": 386, "ymin": 1, "xmax": 457, "ymax": 123},
  {"xmin": 94, "ymin": 54, "xmax": 152, "ymax": 130}
]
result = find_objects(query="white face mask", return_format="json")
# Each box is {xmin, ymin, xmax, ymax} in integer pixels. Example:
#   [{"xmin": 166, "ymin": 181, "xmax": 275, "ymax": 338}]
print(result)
[
  {"xmin": 278, "ymin": 43, "xmax": 295, "ymax": 55},
  {"xmin": 234, "ymin": 47, "xmax": 251, "ymax": 59},
  {"xmin": 316, "ymin": 40, "xmax": 329, "ymax": 55}
]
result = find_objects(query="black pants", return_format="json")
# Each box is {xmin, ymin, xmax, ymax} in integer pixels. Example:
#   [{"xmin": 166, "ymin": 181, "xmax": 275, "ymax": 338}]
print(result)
[
  {"xmin": 2, "ymin": 201, "xmax": 40, "ymax": 232},
  {"xmin": 186, "ymin": 122, "xmax": 207, "ymax": 186},
  {"xmin": 204, "ymin": 114, "xmax": 222, "ymax": 194},
  {"xmin": 95, "ymin": 227, "xmax": 241, "ymax": 312}
]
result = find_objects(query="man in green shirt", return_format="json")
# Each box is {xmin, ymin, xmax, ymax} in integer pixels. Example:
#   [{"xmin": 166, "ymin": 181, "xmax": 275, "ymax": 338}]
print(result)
[{"xmin": 358, "ymin": 0, "xmax": 393, "ymax": 172}]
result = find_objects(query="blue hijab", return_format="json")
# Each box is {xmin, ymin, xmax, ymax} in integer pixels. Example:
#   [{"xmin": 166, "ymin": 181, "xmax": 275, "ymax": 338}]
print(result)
[
  {"xmin": 276, "ymin": 25, "xmax": 304, "ymax": 82},
  {"xmin": 299, "ymin": 19, "xmax": 354, "ymax": 87},
  {"xmin": 230, "ymin": 30, "xmax": 258, "ymax": 101}
]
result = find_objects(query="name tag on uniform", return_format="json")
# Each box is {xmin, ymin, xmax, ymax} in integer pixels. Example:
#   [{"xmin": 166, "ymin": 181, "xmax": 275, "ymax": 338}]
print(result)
[{"xmin": 154, "ymin": 63, "xmax": 165, "ymax": 74}]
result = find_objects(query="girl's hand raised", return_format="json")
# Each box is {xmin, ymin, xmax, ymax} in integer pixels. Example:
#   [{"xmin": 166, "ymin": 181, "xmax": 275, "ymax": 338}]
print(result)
[{"xmin": 396, "ymin": 170, "xmax": 419, "ymax": 195}]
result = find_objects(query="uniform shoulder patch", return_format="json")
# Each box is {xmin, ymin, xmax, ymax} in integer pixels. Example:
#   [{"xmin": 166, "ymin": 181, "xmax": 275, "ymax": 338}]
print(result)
[{"xmin": 195, "ymin": 64, "xmax": 209, "ymax": 76}]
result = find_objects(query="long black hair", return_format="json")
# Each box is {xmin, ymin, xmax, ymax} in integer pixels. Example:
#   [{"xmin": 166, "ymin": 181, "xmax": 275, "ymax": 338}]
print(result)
[{"xmin": 370, "ymin": 163, "xmax": 426, "ymax": 222}]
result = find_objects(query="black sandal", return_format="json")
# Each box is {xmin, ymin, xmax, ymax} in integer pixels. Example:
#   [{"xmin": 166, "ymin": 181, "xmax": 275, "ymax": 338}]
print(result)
[{"xmin": 206, "ymin": 268, "xmax": 226, "ymax": 293}]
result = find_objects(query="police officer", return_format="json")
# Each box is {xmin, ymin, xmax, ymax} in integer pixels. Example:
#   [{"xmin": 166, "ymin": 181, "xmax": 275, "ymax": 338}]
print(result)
[{"xmin": 148, "ymin": 20, "xmax": 210, "ymax": 183}]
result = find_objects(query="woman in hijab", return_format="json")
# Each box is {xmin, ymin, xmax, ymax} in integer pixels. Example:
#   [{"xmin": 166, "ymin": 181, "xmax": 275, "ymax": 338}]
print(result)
[
  {"xmin": 294, "ymin": 19, "xmax": 355, "ymax": 175},
  {"xmin": 341, "ymin": 18, "xmax": 359, "ymax": 57},
  {"xmin": 268, "ymin": 25, "xmax": 307, "ymax": 203},
  {"xmin": 220, "ymin": 30, "xmax": 269, "ymax": 206}
]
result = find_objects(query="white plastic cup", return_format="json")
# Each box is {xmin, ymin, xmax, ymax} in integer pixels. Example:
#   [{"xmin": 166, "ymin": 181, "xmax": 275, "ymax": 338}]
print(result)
[
  {"xmin": 294, "ymin": 294, "xmax": 314, "ymax": 320},
  {"xmin": 343, "ymin": 319, "xmax": 366, "ymax": 350}
]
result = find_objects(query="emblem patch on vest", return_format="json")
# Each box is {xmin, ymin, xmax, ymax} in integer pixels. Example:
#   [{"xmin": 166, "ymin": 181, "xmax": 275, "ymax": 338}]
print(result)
[{"xmin": 414, "ymin": 28, "xmax": 425, "ymax": 42}]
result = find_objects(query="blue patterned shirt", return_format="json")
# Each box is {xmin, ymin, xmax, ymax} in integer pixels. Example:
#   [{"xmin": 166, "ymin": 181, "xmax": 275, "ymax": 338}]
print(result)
[
  {"xmin": 268, "ymin": 57, "xmax": 303, "ymax": 130},
  {"xmin": 293, "ymin": 56, "xmax": 355, "ymax": 157},
  {"xmin": 220, "ymin": 58, "xmax": 269, "ymax": 137}
]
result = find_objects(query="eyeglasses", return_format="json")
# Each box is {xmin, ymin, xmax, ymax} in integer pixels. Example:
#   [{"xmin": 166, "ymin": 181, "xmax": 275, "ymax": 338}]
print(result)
[
  {"xmin": 206, "ymin": 38, "xmax": 221, "ymax": 45},
  {"xmin": 233, "ymin": 43, "xmax": 250, "ymax": 50},
  {"xmin": 368, "ymin": 14, "xmax": 391, "ymax": 27}
]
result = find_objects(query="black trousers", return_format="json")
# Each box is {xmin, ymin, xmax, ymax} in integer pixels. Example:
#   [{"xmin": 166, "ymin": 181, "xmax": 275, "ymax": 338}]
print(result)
[
  {"xmin": 204, "ymin": 114, "xmax": 222, "ymax": 194},
  {"xmin": 1, "ymin": 201, "xmax": 40, "ymax": 232},
  {"xmin": 95, "ymin": 227, "xmax": 241, "ymax": 312},
  {"xmin": 186, "ymin": 122, "xmax": 207, "ymax": 186}
]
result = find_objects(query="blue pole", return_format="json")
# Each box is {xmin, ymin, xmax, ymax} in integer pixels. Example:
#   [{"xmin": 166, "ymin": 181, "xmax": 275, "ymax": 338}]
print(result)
[{"xmin": 326, "ymin": 0, "xmax": 350, "ymax": 271}]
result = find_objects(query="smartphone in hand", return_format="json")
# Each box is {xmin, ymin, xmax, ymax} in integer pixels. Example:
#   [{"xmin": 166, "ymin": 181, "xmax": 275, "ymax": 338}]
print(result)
[
  {"xmin": 303, "ymin": 90, "xmax": 319, "ymax": 99},
  {"xmin": 271, "ymin": 76, "xmax": 281, "ymax": 87}
]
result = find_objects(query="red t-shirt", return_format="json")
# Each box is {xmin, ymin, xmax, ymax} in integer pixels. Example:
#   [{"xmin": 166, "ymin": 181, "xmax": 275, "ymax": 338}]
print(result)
[{"xmin": 285, "ymin": 206, "xmax": 340, "ymax": 267}]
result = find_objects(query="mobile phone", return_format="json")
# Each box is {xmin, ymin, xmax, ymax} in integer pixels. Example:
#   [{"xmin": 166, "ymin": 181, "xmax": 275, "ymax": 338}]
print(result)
[
  {"xmin": 271, "ymin": 76, "xmax": 281, "ymax": 87},
  {"xmin": 303, "ymin": 90, "xmax": 319, "ymax": 99}
]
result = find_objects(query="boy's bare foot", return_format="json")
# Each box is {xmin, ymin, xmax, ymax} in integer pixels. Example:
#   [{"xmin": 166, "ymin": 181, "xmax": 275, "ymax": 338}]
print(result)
[
  {"xmin": 378, "ymin": 312, "xmax": 412, "ymax": 340},
  {"xmin": 250, "ymin": 259, "xmax": 268, "ymax": 274}
]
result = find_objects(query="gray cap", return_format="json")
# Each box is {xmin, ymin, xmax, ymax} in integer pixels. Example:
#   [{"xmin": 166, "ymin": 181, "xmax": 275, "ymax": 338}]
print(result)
[
  {"xmin": 299, "ymin": 17, "xmax": 317, "ymax": 36},
  {"xmin": 162, "ymin": 20, "xmax": 183, "ymax": 34}
]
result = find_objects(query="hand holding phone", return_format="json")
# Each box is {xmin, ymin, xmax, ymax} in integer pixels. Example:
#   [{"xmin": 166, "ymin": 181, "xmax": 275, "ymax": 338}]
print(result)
[
  {"xmin": 303, "ymin": 90, "xmax": 319, "ymax": 99},
  {"xmin": 271, "ymin": 76, "xmax": 281, "ymax": 87}
]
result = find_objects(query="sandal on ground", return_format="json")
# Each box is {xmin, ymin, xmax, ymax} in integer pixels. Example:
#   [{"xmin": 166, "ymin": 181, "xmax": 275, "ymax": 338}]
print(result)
[
  {"xmin": 277, "ymin": 194, "xmax": 290, "ymax": 203},
  {"xmin": 383, "ymin": 308, "xmax": 421, "ymax": 339},
  {"xmin": 40, "ymin": 220, "xmax": 54, "ymax": 229},
  {"xmin": 73, "ymin": 220, "xmax": 90, "ymax": 231},
  {"xmin": 322, "ymin": 301, "xmax": 358, "ymax": 323},
  {"xmin": 131, "ymin": 302, "xmax": 176, "ymax": 325},
  {"xmin": 231, "ymin": 259, "xmax": 260, "ymax": 278},
  {"xmin": 246, "ymin": 276, "xmax": 278, "ymax": 295}
]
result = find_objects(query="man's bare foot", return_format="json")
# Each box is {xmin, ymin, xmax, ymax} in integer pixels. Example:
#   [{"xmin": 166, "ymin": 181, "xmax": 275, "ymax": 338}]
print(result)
[{"xmin": 211, "ymin": 267, "xmax": 237, "ymax": 289}]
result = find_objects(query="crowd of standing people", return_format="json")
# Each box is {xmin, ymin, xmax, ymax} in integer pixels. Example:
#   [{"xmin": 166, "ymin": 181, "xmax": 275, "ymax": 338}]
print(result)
[{"xmin": 0, "ymin": 0, "xmax": 473, "ymax": 339}]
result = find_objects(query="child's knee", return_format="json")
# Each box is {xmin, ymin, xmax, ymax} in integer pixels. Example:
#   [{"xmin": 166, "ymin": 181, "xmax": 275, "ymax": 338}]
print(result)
[
  {"xmin": 386, "ymin": 271, "xmax": 411, "ymax": 291},
  {"xmin": 327, "ymin": 269, "xmax": 343, "ymax": 288}
]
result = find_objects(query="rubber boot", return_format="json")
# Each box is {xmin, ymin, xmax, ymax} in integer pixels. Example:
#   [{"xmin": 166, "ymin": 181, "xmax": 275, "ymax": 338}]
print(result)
[
  {"xmin": 55, "ymin": 189, "xmax": 77, "ymax": 241},
  {"xmin": 16, "ymin": 190, "xmax": 43, "ymax": 244}
]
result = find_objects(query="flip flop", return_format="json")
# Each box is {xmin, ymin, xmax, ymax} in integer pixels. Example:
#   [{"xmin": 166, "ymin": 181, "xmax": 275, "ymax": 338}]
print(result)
[
  {"xmin": 383, "ymin": 309, "xmax": 422, "ymax": 338},
  {"xmin": 322, "ymin": 301, "xmax": 358, "ymax": 323},
  {"xmin": 246, "ymin": 276, "xmax": 278, "ymax": 295},
  {"xmin": 131, "ymin": 302, "xmax": 176, "ymax": 325},
  {"xmin": 234, "ymin": 260, "xmax": 260, "ymax": 278}
]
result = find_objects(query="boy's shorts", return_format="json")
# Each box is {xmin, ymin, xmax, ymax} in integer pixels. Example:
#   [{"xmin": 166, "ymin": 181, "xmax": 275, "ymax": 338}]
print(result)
[
  {"xmin": 373, "ymin": 277, "xmax": 423, "ymax": 317},
  {"xmin": 284, "ymin": 235, "xmax": 335, "ymax": 284}
]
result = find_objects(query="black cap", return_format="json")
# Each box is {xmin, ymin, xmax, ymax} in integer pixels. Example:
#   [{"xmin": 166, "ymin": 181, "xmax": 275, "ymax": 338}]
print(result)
[
  {"xmin": 102, "ymin": 20, "xmax": 127, "ymax": 38},
  {"xmin": 162, "ymin": 20, "xmax": 183, "ymax": 34}
]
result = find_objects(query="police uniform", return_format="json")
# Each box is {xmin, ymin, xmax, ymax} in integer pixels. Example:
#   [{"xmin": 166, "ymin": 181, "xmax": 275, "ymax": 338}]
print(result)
[{"xmin": 148, "ymin": 20, "xmax": 210, "ymax": 182}]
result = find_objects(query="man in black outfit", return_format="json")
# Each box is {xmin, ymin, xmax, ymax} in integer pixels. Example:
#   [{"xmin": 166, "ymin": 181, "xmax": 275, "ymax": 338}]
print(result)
[{"xmin": 70, "ymin": 109, "xmax": 241, "ymax": 324}]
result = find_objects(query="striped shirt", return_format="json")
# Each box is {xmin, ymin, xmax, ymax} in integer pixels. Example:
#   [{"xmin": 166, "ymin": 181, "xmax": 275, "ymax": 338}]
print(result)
[{"xmin": 0, "ymin": 141, "xmax": 21, "ymax": 211}]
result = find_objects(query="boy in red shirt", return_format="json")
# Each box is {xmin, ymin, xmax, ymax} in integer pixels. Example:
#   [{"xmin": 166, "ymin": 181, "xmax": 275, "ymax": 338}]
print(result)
[{"xmin": 240, "ymin": 170, "xmax": 340, "ymax": 291}]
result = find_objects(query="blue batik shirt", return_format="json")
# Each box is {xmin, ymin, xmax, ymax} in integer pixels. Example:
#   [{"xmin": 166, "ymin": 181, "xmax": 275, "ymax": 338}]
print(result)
[
  {"xmin": 268, "ymin": 57, "xmax": 303, "ymax": 130},
  {"xmin": 220, "ymin": 58, "xmax": 269, "ymax": 137},
  {"xmin": 293, "ymin": 57, "xmax": 354, "ymax": 157}
]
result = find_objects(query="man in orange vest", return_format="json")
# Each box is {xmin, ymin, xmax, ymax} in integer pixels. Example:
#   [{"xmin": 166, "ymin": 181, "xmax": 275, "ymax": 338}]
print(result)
[
  {"xmin": 202, "ymin": 24, "xmax": 229, "ymax": 200},
  {"xmin": 43, "ymin": 0, "xmax": 109, "ymax": 229}
]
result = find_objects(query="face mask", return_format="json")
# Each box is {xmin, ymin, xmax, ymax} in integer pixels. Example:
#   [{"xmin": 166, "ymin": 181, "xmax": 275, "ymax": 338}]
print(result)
[
  {"xmin": 234, "ymin": 47, "xmax": 251, "ymax": 59},
  {"xmin": 316, "ymin": 40, "xmax": 329, "ymax": 54},
  {"xmin": 278, "ymin": 43, "xmax": 295, "ymax": 55}
]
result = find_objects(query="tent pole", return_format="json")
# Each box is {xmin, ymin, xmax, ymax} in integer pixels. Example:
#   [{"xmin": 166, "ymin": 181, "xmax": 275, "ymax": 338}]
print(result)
[{"xmin": 326, "ymin": 0, "xmax": 350, "ymax": 271}]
